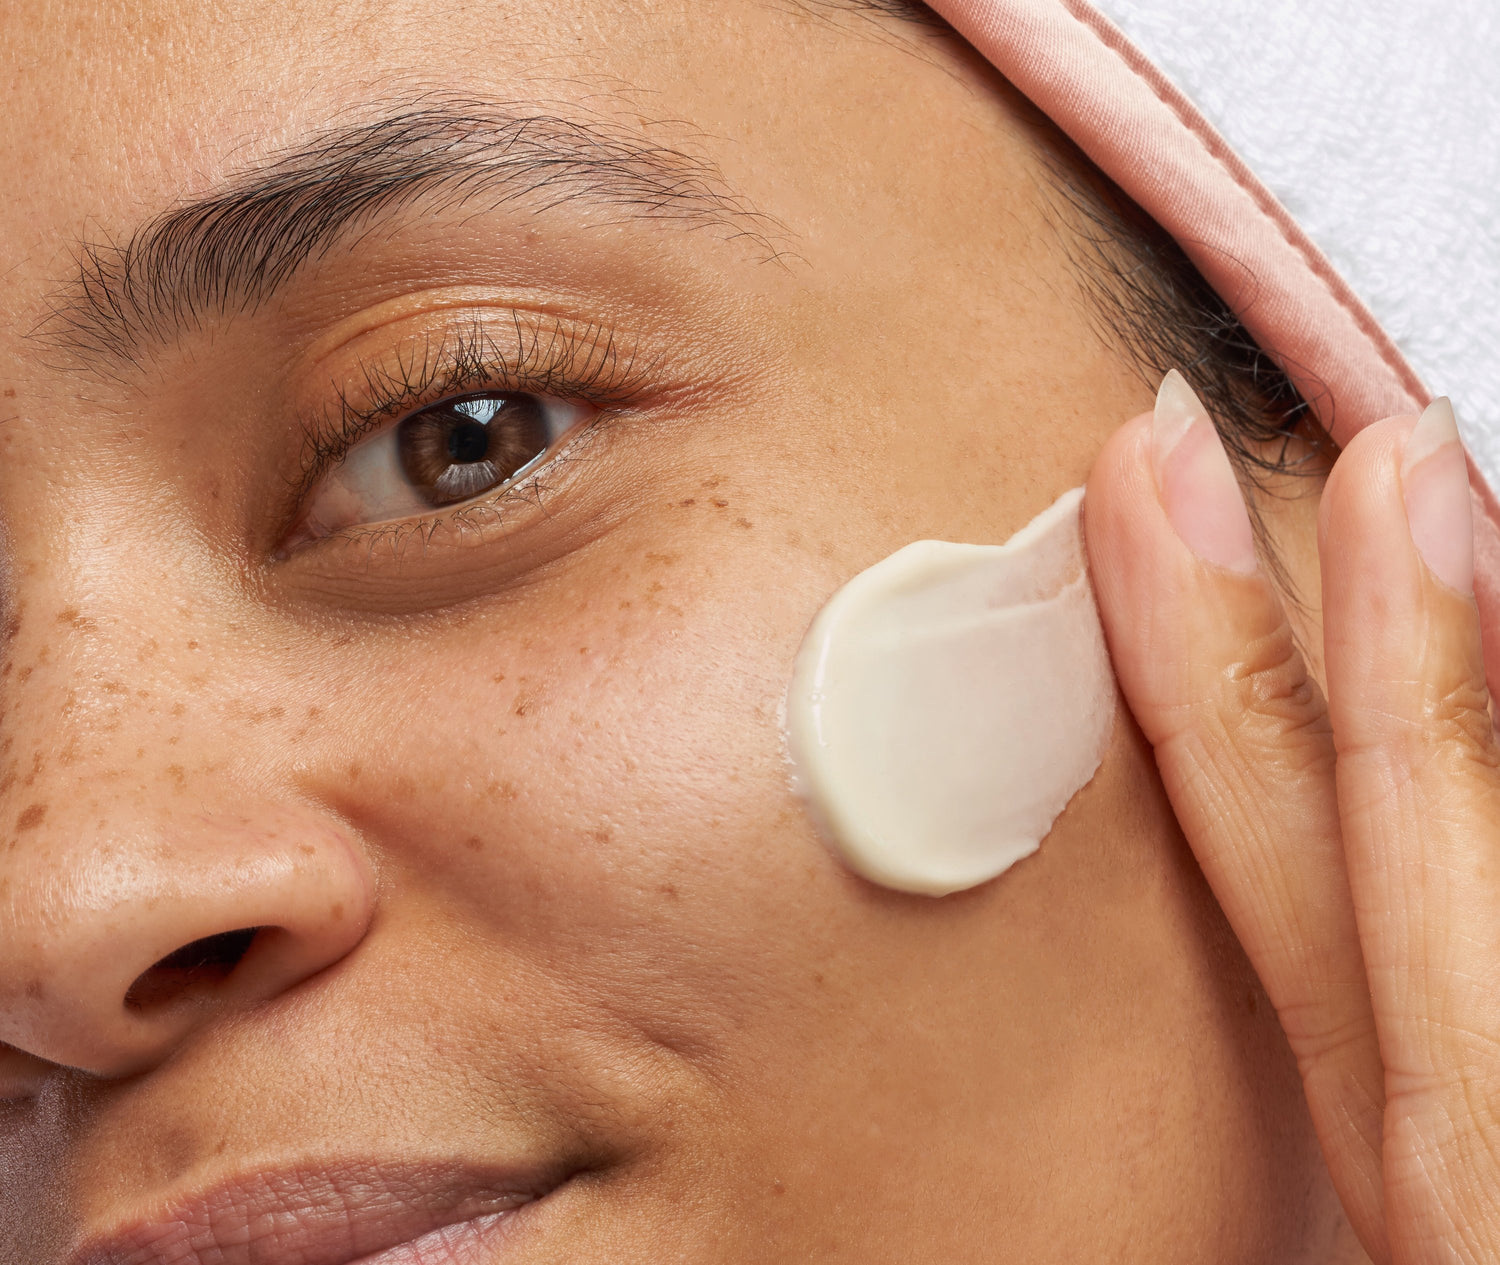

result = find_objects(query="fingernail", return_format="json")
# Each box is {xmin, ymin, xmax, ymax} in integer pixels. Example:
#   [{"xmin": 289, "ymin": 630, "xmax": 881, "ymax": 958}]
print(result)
[
  {"xmin": 1402, "ymin": 397, "xmax": 1474, "ymax": 594},
  {"xmin": 1151, "ymin": 369, "xmax": 1258, "ymax": 574}
]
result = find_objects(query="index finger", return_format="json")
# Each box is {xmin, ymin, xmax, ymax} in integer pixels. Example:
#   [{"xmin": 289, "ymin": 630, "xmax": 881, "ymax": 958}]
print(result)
[{"xmin": 1085, "ymin": 374, "xmax": 1387, "ymax": 1256}]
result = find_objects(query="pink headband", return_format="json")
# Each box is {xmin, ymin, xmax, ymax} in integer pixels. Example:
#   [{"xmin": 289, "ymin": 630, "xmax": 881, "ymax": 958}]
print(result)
[{"xmin": 924, "ymin": 0, "xmax": 1500, "ymax": 690}]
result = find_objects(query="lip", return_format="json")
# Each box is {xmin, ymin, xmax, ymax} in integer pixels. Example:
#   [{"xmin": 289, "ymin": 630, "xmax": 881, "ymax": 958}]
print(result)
[{"xmin": 66, "ymin": 1160, "xmax": 572, "ymax": 1265}]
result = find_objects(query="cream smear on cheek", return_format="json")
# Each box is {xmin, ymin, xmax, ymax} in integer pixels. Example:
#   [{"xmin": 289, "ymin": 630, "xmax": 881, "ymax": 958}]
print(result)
[{"xmin": 787, "ymin": 488, "xmax": 1116, "ymax": 896}]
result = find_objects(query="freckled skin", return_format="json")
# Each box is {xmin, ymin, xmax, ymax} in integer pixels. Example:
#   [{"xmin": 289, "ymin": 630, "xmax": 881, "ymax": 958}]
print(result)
[{"xmin": 0, "ymin": 2, "xmax": 1355, "ymax": 1263}]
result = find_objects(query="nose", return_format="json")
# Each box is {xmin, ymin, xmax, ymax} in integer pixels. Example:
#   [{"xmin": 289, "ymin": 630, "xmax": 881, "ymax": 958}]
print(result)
[{"xmin": 0, "ymin": 801, "xmax": 374, "ymax": 1079}]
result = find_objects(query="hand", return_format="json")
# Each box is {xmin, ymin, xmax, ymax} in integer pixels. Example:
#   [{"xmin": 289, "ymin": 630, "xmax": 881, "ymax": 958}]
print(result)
[{"xmin": 1084, "ymin": 371, "xmax": 1500, "ymax": 1264}]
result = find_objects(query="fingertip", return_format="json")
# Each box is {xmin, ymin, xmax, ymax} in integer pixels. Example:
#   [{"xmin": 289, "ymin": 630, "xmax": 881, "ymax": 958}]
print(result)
[
  {"xmin": 1082, "ymin": 410, "xmax": 1157, "ymax": 592},
  {"xmin": 1318, "ymin": 413, "xmax": 1415, "ymax": 558}
]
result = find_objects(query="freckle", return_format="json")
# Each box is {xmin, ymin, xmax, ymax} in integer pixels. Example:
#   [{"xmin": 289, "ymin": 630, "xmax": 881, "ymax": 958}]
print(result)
[
  {"xmin": 618, "ymin": 599, "xmax": 632, "ymax": 610},
  {"xmin": 658, "ymin": 882, "xmax": 678, "ymax": 899},
  {"xmin": 590, "ymin": 826, "xmax": 614, "ymax": 844},
  {"xmin": 168, "ymin": 736, "xmax": 180, "ymax": 746},
  {"xmin": 735, "ymin": 518, "xmax": 754, "ymax": 530},
  {"xmin": 678, "ymin": 498, "xmax": 697, "ymax": 507},
  {"xmin": 17, "ymin": 666, "xmax": 32, "ymax": 682},
  {"xmin": 701, "ymin": 477, "xmax": 723, "ymax": 489},
  {"xmin": 166, "ymin": 764, "xmax": 185, "ymax": 786},
  {"xmin": 15, "ymin": 803, "xmax": 46, "ymax": 832},
  {"xmin": 787, "ymin": 531, "xmax": 802, "ymax": 547},
  {"xmin": 712, "ymin": 498, "xmax": 729, "ymax": 508},
  {"xmin": 24, "ymin": 979, "xmax": 44, "ymax": 1001},
  {"xmin": 268, "ymin": 706, "xmax": 284, "ymax": 720},
  {"xmin": 330, "ymin": 902, "xmax": 345, "ymax": 919},
  {"xmin": 136, "ymin": 689, "xmax": 149, "ymax": 699},
  {"xmin": 299, "ymin": 844, "xmax": 314, "ymax": 857},
  {"xmin": 171, "ymin": 703, "xmax": 186, "ymax": 717},
  {"xmin": 186, "ymin": 640, "xmax": 199, "ymax": 651},
  {"xmin": 347, "ymin": 763, "xmax": 362, "ymax": 781},
  {"xmin": 56, "ymin": 608, "xmax": 82, "ymax": 626},
  {"xmin": 464, "ymin": 835, "xmax": 485, "ymax": 852},
  {"xmin": 307, "ymin": 706, "xmax": 321, "ymax": 720},
  {"xmin": 3, "ymin": 388, "xmax": 14, "ymax": 398}
]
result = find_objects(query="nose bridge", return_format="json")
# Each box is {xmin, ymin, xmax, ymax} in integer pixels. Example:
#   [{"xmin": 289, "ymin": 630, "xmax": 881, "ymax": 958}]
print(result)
[
  {"xmin": 2, "ymin": 584, "xmax": 207, "ymax": 814},
  {"xmin": 0, "ymin": 586, "xmax": 376, "ymax": 1080}
]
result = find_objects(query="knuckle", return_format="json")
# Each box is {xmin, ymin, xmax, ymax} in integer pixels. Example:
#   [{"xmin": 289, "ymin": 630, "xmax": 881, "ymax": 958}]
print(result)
[
  {"xmin": 1210, "ymin": 621, "xmax": 1333, "ymax": 760},
  {"xmin": 1424, "ymin": 673, "xmax": 1500, "ymax": 772}
]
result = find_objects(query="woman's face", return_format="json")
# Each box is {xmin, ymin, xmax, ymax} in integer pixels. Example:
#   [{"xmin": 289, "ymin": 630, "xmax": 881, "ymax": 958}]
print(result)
[{"xmin": 0, "ymin": 2, "xmax": 1341, "ymax": 1261}]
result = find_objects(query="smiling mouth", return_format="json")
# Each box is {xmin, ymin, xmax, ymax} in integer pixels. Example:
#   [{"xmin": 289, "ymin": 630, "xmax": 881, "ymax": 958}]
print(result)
[{"xmin": 66, "ymin": 1160, "xmax": 575, "ymax": 1265}]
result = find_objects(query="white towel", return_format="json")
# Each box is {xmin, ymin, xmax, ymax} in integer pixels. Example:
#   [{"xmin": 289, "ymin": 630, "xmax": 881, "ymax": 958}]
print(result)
[{"xmin": 1094, "ymin": 0, "xmax": 1500, "ymax": 479}]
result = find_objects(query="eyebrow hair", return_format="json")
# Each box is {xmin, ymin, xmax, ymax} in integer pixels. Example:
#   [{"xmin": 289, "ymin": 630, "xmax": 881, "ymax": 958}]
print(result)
[{"xmin": 43, "ymin": 99, "xmax": 785, "ymax": 367}]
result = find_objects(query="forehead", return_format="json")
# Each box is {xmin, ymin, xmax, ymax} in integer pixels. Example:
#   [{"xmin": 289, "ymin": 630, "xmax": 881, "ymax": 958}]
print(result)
[
  {"xmin": 0, "ymin": 1, "xmax": 911, "ymax": 251},
  {"xmin": 0, "ymin": 1, "xmax": 1017, "ymax": 353}
]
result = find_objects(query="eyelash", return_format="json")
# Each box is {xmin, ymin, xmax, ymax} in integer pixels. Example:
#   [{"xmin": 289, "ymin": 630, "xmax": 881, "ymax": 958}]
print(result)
[{"xmin": 290, "ymin": 313, "xmax": 650, "ymax": 536}]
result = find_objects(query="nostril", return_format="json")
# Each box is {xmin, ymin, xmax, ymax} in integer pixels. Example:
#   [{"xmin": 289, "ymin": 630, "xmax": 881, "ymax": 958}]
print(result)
[{"xmin": 123, "ymin": 928, "xmax": 263, "ymax": 1011}]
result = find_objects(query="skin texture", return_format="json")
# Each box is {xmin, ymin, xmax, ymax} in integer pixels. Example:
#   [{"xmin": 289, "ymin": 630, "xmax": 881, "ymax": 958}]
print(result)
[{"xmin": 0, "ymin": 2, "xmax": 1359, "ymax": 1261}]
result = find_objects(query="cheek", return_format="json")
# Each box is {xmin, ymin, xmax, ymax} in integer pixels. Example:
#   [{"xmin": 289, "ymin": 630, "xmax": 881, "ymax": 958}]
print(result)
[{"xmin": 307, "ymin": 514, "xmax": 853, "ymax": 1052}]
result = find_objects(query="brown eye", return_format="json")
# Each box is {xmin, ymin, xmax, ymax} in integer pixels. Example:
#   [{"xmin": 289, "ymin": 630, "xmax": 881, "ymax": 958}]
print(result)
[
  {"xmin": 397, "ymin": 394, "xmax": 552, "ymax": 507},
  {"xmin": 293, "ymin": 387, "xmax": 594, "ymax": 545}
]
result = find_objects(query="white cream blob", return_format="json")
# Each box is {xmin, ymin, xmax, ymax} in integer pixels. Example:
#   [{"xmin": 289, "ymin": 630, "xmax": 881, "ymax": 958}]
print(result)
[{"xmin": 787, "ymin": 487, "xmax": 1116, "ymax": 896}]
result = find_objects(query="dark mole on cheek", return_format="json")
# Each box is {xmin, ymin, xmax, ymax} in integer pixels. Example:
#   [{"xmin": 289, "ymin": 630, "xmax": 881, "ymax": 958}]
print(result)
[{"xmin": 463, "ymin": 836, "xmax": 485, "ymax": 853}]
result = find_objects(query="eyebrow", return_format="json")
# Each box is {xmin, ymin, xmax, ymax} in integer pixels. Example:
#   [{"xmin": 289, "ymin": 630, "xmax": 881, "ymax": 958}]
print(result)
[{"xmin": 44, "ymin": 98, "xmax": 784, "ymax": 367}]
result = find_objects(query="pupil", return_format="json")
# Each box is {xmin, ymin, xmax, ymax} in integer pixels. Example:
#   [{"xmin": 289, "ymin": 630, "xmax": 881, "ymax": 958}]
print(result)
[{"xmin": 446, "ymin": 418, "xmax": 491, "ymax": 465}]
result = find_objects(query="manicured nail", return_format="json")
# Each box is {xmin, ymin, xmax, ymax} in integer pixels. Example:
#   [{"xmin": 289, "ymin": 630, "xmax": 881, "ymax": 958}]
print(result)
[
  {"xmin": 1151, "ymin": 370, "xmax": 1258, "ymax": 574},
  {"xmin": 1402, "ymin": 397, "xmax": 1473, "ymax": 594}
]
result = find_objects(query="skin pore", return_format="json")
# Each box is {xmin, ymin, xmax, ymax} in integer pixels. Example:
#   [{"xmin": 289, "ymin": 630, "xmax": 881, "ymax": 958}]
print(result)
[{"xmin": 0, "ymin": 2, "xmax": 1353, "ymax": 1262}]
